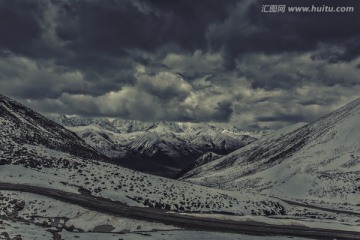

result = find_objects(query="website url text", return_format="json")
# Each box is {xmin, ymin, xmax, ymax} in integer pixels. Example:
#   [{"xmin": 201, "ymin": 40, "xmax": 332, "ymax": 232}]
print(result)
[{"xmin": 261, "ymin": 5, "xmax": 355, "ymax": 13}]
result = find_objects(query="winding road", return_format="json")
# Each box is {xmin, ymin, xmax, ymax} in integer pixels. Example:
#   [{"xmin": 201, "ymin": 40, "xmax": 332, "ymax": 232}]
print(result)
[{"xmin": 1, "ymin": 182, "xmax": 360, "ymax": 240}]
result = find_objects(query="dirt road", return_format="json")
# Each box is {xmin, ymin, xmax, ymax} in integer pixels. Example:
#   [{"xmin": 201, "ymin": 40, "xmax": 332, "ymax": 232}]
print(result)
[{"xmin": 1, "ymin": 182, "xmax": 359, "ymax": 240}]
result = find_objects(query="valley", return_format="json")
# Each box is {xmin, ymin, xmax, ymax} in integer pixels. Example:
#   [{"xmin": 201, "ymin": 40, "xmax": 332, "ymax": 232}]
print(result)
[{"xmin": 1, "ymin": 93, "xmax": 360, "ymax": 239}]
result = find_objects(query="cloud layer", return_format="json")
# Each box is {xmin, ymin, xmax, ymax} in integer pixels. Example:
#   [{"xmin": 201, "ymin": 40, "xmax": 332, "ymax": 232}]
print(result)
[{"xmin": 1, "ymin": 0, "xmax": 360, "ymax": 128}]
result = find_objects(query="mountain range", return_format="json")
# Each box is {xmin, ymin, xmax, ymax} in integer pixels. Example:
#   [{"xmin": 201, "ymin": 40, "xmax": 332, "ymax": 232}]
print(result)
[
  {"xmin": 1, "ymin": 93, "xmax": 360, "ymax": 239},
  {"xmin": 50, "ymin": 115, "xmax": 270, "ymax": 178},
  {"xmin": 0, "ymin": 93, "xmax": 288, "ymax": 214}
]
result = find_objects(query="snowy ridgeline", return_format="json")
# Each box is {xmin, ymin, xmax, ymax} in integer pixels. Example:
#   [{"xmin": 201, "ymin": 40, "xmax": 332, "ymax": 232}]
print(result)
[{"xmin": 49, "ymin": 114, "xmax": 272, "ymax": 178}]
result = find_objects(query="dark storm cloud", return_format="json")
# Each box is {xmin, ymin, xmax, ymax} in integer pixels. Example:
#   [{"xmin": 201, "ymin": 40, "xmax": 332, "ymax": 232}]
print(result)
[
  {"xmin": 207, "ymin": 0, "xmax": 360, "ymax": 69},
  {"xmin": 235, "ymin": 51, "xmax": 360, "ymax": 91},
  {"xmin": 22, "ymin": 70, "xmax": 233, "ymax": 122},
  {"xmin": 0, "ymin": 0, "xmax": 360, "ymax": 127},
  {"xmin": 0, "ymin": 1, "xmax": 43, "ymax": 56},
  {"xmin": 213, "ymin": 101, "xmax": 234, "ymax": 121},
  {"xmin": 0, "ymin": 0, "xmax": 237, "ymax": 98},
  {"xmin": 2, "ymin": 0, "xmax": 360, "ymax": 72},
  {"xmin": 53, "ymin": 0, "xmax": 236, "ymax": 63},
  {"xmin": 331, "ymin": 38, "xmax": 360, "ymax": 62},
  {"xmin": 256, "ymin": 113, "xmax": 306, "ymax": 124}
]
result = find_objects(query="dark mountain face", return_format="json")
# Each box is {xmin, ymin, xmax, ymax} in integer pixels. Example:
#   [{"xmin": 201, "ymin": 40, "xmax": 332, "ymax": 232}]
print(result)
[{"xmin": 0, "ymin": 94, "xmax": 108, "ymax": 166}]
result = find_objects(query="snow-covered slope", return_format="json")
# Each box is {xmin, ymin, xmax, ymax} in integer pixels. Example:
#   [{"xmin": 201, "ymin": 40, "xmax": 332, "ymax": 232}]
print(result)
[
  {"xmin": 0, "ymin": 94, "xmax": 107, "ymax": 165},
  {"xmin": 1, "ymin": 94, "xmax": 360, "ymax": 239},
  {"xmin": 0, "ymin": 190, "xmax": 176, "ymax": 235},
  {"xmin": 0, "ymin": 93, "xmax": 287, "ymax": 216},
  {"xmin": 52, "ymin": 115, "xmax": 263, "ymax": 178},
  {"xmin": 182, "ymin": 98, "xmax": 360, "ymax": 209},
  {"xmin": 180, "ymin": 122, "xmax": 309, "ymax": 181}
]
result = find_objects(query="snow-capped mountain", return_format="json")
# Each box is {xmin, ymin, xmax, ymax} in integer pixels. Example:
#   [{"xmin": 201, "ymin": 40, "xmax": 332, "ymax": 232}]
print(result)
[
  {"xmin": 51, "ymin": 115, "xmax": 265, "ymax": 178},
  {"xmin": 1, "ymin": 94, "xmax": 360, "ymax": 239},
  {"xmin": 0, "ymin": 95, "xmax": 283, "ymax": 213},
  {"xmin": 182, "ymin": 97, "xmax": 360, "ymax": 209},
  {"xmin": 0, "ymin": 93, "xmax": 289, "ymax": 219}
]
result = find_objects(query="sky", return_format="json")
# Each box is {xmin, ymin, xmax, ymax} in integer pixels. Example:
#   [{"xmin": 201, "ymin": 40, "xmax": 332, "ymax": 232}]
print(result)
[{"xmin": 1, "ymin": 0, "xmax": 360, "ymax": 129}]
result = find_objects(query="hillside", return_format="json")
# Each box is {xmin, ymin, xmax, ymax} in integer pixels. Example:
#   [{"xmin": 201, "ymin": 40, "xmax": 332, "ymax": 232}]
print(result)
[
  {"xmin": 0, "ymin": 94, "xmax": 107, "ymax": 165},
  {"xmin": 182, "ymin": 97, "xmax": 360, "ymax": 211}
]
